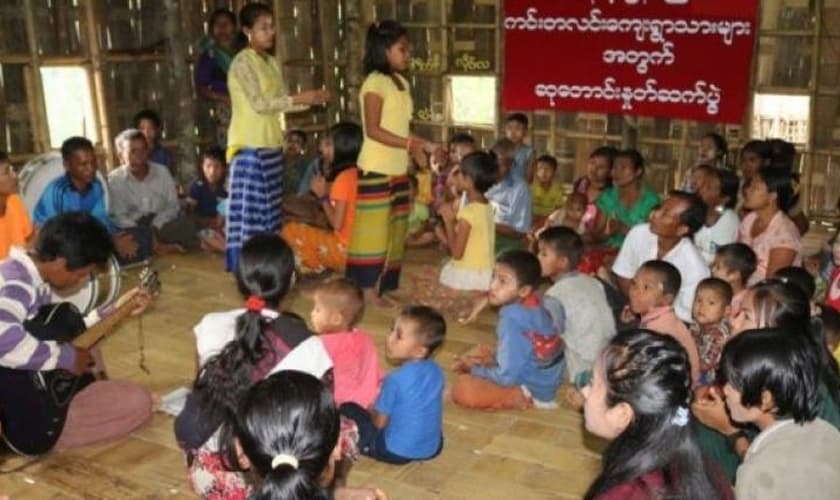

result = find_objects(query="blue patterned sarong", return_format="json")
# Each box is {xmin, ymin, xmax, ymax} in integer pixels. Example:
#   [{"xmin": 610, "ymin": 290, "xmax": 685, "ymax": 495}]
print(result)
[{"xmin": 225, "ymin": 148, "xmax": 283, "ymax": 271}]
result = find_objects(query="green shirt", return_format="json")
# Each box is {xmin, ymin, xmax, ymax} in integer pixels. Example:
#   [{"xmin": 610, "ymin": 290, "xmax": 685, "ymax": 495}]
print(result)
[
  {"xmin": 596, "ymin": 184, "xmax": 661, "ymax": 248},
  {"xmin": 408, "ymin": 202, "xmax": 430, "ymax": 234}
]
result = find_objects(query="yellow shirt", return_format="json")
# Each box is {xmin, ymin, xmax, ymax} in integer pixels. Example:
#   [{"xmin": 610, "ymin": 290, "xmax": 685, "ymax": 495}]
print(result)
[
  {"xmin": 452, "ymin": 201, "xmax": 494, "ymax": 272},
  {"xmin": 530, "ymin": 180, "xmax": 566, "ymax": 217},
  {"xmin": 415, "ymin": 169, "xmax": 433, "ymax": 205},
  {"xmin": 227, "ymin": 48, "xmax": 308, "ymax": 159},
  {"xmin": 357, "ymin": 72, "xmax": 413, "ymax": 176}
]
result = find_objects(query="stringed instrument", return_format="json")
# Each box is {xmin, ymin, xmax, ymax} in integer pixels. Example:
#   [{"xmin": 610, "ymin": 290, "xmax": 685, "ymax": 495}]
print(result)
[{"xmin": 0, "ymin": 266, "xmax": 160, "ymax": 456}]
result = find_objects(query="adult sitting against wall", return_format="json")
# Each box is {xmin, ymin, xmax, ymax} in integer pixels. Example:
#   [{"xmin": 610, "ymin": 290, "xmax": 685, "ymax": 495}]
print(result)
[
  {"xmin": 33, "ymin": 136, "xmax": 138, "ymax": 262},
  {"xmin": 195, "ymin": 7, "xmax": 239, "ymax": 148},
  {"xmin": 280, "ymin": 122, "xmax": 360, "ymax": 274},
  {"xmin": 693, "ymin": 165, "xmax": 741, "ymax": 265},
  {"xmin": 486, "ymin": 138, "xmax": 532, "ymax": 255},
  {"xmin": 224, "ymin": 2, "xmax": 329, "ymax": 272},
  {"xmin": 610, "ymin": 191, "xmax": 709, "ymax": 323},
  {"xmin": 108, "ymin": 129, "xmax": 198, "ymax": 260},
  {"xmin": 592, "ymin": 148, "xmax": 661, "ymax": 250},
  {"xmin": 737, "ymin": 166, "xmax": 802, "ymax": 285}
]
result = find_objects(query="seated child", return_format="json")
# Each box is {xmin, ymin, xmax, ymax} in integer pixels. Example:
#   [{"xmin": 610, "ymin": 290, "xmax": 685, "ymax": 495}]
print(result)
[
  {"xmin": 229, "ymin": 371, "xmax": 387, "ymax": 500},
  {"xmin": 134, "ymin": 109, "xmax": 173, "ymax": 174},
  {"xmin": 433, "ymin": 133, "xmax": 475, "ymax": 212},
  {"xmin": 543, "ymin": 191, "xmax": 587, "ymax": 235},
  {"xmin": 405, "ymin": 175, "xmax": 435, "ymax": 247},
  {"xmin": 340, "ymin": 306, "xmax": 446, "ymax": 465},
  {"xmin": 530, "ymin": 154, "xmax": 565, "ymax": 225},
  {"xmin": 690, "ymin": 277, "xmax": 732, "ymax": 385},
  {"xmin": 538, "ymin": 227, "xmax": 615, "ymax": 393},
  {"xmin": 451, "ymin": 250, "xmax": 563, "ymax": 410},
  {"xmin": 438, "ymin": 151, "xmax": 498, "ymax": 291},
  {"xmin": 820, "ymin": 305, "xmax": 840, "ymax": 367},
  {"xmin": 309, "ymin": 277, "xmax": 381, "ymax": 408},
  {"xmin": 626, "ymin": 260, "xmax": 701, "ymax": 384},
  {"xmin": 711, "ymin": 242, "xmax": 757, "ymax": 313},
  {"xmin": 0, "ymin": 151, "xmax": 32, "ymax": 259},
  {"xmin": 720, "ymin": 328, "xmax": 840, "ymax": 499},
  {"xmin": 187, "ymin": 147, "xmax": 227, "ymax": 252}
]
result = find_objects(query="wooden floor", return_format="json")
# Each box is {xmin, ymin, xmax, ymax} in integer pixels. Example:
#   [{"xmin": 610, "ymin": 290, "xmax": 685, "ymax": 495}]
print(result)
[{"xmin": 0, "ymin": 249, "xmax": 604, "ymax": 499}]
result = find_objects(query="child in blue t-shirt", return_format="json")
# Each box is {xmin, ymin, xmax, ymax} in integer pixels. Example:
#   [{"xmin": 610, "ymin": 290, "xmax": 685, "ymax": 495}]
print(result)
[
  {"xmin": 452, "ymin": 250, "xmax": 563, "ymax": 410},
  {"xmin": 187, "ymin": 147, "xmax": 227, "ymax": 252},
  {"xmin": 340, "ymin": 305, "xmax": 446, "ymax": 464}
]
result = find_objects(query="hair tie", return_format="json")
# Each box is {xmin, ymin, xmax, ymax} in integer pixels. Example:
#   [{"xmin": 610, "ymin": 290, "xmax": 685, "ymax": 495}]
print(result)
[
  {"xmin": 671, "ymin": 406, "xmax": 690, "ymax": 427},
  {"xmin": 271, "ymin": 453, "xmax": 299, "ymax": 470},
  {"xmin": 245, "ymin": 295, "xmax": 266, "ymax": 312}
]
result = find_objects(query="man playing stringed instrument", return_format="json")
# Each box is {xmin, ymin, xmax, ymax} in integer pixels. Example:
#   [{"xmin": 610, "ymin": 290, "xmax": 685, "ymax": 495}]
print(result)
[{"xmin": 0, "ymin": 212, "xmax": 155, "ymax": 453}]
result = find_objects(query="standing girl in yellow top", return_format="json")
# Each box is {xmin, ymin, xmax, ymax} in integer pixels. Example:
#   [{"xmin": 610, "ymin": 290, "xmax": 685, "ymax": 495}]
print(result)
[
  {"xmin": 346, "ymin": 21, "xmax": 441, "ymax": 306},
  {"xmin": 438, "ymin": 151, "xmax": 498, "ymax": 291},
  {"xmin": 224, "ymin": 2, "xmax": 328, "ymax": 271}
]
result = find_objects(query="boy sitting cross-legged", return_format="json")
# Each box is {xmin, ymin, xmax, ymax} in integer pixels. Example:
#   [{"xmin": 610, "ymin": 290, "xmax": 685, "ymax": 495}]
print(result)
[{"xmin": 451, "ymin": 250, "xmax": 563, "ymax": 410}]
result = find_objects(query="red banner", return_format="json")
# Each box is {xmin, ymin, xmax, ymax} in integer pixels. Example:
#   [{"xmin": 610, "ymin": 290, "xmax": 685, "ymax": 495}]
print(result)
[{"xmin": 503, "ymin": 0, "xmax": 759, "ymax": 123}]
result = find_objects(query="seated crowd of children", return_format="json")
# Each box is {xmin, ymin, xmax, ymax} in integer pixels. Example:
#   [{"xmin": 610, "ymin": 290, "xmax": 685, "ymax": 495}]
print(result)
[{"xmin": 5, "ymin": 114, "xmax": 840, "ymax": 499}]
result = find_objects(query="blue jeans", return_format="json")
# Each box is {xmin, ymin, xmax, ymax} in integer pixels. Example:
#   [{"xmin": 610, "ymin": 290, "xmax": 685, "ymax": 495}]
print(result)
[{"xmin": 339, "ymin": 402, "xmax": 442, "ymax": 465}]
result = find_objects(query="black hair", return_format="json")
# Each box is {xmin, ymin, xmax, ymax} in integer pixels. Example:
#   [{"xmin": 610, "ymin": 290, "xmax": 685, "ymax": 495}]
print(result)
[
  {"xmin": 715, "ymin": 243, "xmax": 757, "ymax": 285},
  {"xmin": 740, "ymin": 140, "xmax": 772, "ymax": 162},
  {"xmin": 702, "ymin": 132, "xmax": 727, "ymax": 161},
  {"xmin": 0, "ymin": 150, "xmax": 7, "ymax": 163},
  {"xmin": 133, "ymin": 109, "xmax": 162, "ymax": 129},
  {"xmin": 590, "ymin": 145, "xmax": 618, "ymax": 166},
  {"xmin": 407, "ymin": 174, "xmax": 418, "ymax": 189},
  {"xmin": 239, "ymin": 2, "xmax": 272, "ymax": 29},
  {"xmin": 34, "ymin": 212, "xmax": 114, "ymax": 270},
  {"xmin": 668, "ymin": 190, "xmax": 707, "ymax": 237},
  {"xmin": 199, "ymin": 146, "xmax": 227, "ymax": 187},
  {"xmin": 449, "ymin": 133, "xmax": 475, "ymax": 146},
  {"xmin": 229, "ymin": 371, "xmax": 337, "ymax": 500},
  {"xmin": 193, "ymin": 234, "xmax": 296, "ymax": 461},
  {"xmin": 714, "ymin": 168, "xmax": 740, "ymax": 209},
  {"xmin": 615, "ymin": 148, "xmax": 644, "ymax": 174},
  {"xmin": 60, "ymin": 136, "xmax": 95, "ymax": 162},
  {"xmin": 639, "ymin": 260, "xmax": 681, "ymax": 298},
  {"xmin": 820, "ymin": 306, "xmax": 840, "ymax": 348},
  {"xmin": 719, "ymin": 327, "xmax": 819, "ymax": 423},
  {"xmin": 286, "ymin": 129, "xmax": 306, "ymax": 145},
  {"xmin": 753, "ymin": 166, "xmax": 795, "ymax": 212},
  {"xmin": 505, "ymin": 113, "xmax": 529, "ymax": 129},
  {"xmin": 208, "ymin": 7, "xmax": 236, "ymax": 31},
  {"xmin": 363, "ymin": 20, "xmax": 408, "ymax": 75},
  {"xmin": 459, "ymin": 151, "xmax": 499, "ymax": 193},
  {"xmin": 749, "ymin": 279, "xmax": 840, "ymax": 407},
  {"xmin": 585, "ymin": 329, "xmax": 723, "ymax": 500},
  {"xmin": 535, "ymin": 154, "xmax": 558, "ymax": 171},
  {"xmin": 773, "ymin": 266, "xmax": 816, "ymax": 300},
  {"xmin": 327, "ymin": 122, "xmax": 362, "ymax": 182},
  {"xmin": 538, "ymin": 226, "xmax": 584, "ymax": 268},
  {"xmin": 697, "ymin": 277, "xmax": 733, "ymax": 305},
  {"xmin": 767, "ymin": 138, "xmax": 796, "ymax": 171},
  {"xmin": 496, "ymin": 250, "xmax": 543, "ymax": 289},
  {"xmin": 399, "ymin": 305, "xmax": 446, "ymax": 357}
]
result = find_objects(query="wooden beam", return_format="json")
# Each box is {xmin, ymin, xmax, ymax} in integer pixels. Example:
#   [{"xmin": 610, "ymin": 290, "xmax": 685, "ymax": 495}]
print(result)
[
  {"xmin": 163, "ymin": 0, "xmax": 197, "ymax": 184},
  {"xmin": 317, "ymin": 0, "xmax": 339, "ymax": 124},
  {"xmin": 22, "ymin": 0, "xmax": 51, "ymax": 153},
  {"xmin": 82, "ymin": 0, "xmax": 115, "ymax": 169}
]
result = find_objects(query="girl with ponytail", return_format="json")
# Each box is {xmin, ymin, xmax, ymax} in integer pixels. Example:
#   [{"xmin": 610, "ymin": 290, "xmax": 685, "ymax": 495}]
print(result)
[
  {"xmin": 175, "ymin": 234, "xmax": 334, "ymax": 499},
  {"xmin": 582, "ymin": 329, "xmax": 732, "ymax": 499}
]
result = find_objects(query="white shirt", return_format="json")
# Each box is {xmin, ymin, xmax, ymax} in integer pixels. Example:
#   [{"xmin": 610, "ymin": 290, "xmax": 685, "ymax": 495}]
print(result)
[
  {"xmin": 613, "ymin": 223, "xmax": 710, "ymax": 322},
  {"xmin": 108, "ymin": 161, "xmax": 180, "ymax": 230},
  {"xmin": 693, "ymin": 209, "xmax": 739, "ymax": 264}
]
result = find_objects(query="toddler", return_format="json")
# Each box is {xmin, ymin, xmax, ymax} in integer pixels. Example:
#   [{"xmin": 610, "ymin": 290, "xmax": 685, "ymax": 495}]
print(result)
[
  {"xmin": 340, "ymin": 306, "xmax": 445, "ymax": 464},
  {"xmin": 310, "ymin": 277, "xmax": 381, "ymax": 408},
  {"xmin": 452, "ymin": 250, "xmax": 563, "ymax": 410},
  {"xmin": 712, "ymin": 242, "xmax": 757, "ymax": 312},
  {"xmin": 627, "ymin": 260, "xmax": 701, "ymax": 384},
  {"xmin": 690, "ymin": 277, "xmax": 732, "ymax": 385}
]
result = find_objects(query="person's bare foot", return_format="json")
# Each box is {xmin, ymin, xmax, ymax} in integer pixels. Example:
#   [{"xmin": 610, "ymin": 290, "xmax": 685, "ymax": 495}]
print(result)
[
  {"xmin": 363, "ymin": 288, "xmax": 396, "ymax": 308},
  {"xmin": 155, "ymin": 242, "xmax": 186, "ymax": 255},
  {"xmin": 563, "ymin": 386, "xmax": 585, "ymax": 411}
]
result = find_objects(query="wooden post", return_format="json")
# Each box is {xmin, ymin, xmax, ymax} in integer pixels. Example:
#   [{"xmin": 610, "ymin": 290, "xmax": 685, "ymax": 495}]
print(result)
[
  {"xmin": 343, "ymin": 0, "xmax": 365, "ymax": 119},
  {"xmin": 163, "ymin": 0, "xmax": 197, "ymax": 184},
  {"xmin": 81, "ymin": 0, "xmax": 116, "ymax": 169},
  {"xmin": 318, "ymin": 0, "xmax": 339, "ymax": 124},
  {"xmin": 22, "ymin": 0, "xmax": 51, "ymax": 153}
]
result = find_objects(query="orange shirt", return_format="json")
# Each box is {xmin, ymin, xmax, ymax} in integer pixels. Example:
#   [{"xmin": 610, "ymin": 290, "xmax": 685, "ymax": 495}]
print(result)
[
  {"xmin": 0, "ymin": 195, "xmax": 32, "ymax": 259},
  {"xmin": 330, "ymin": 168, "xmax": 358, "ymax": 245}
]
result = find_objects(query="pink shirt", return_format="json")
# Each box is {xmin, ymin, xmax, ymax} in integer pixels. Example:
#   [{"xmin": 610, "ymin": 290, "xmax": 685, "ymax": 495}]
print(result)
[
  {"xmin": 641, "ymin": 306, "xmax": 701, "ymax": 385},
  {"xmin": 320, "ymin": 329, "xmax": 382, "ymax": 408},
  {"xmin": 737, "ymin": 211, "xmax": 802, "ymax": 285}
]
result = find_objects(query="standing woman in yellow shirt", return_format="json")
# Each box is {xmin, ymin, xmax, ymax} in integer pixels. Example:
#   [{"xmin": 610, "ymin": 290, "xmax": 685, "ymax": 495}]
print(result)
[
  {"xmin": 224, "ymin": 2, "xmax": 329, "ymax": 271},
  {"xmin": 347, "ymin": 21, "xmax": 440, "ymax": 305}
]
